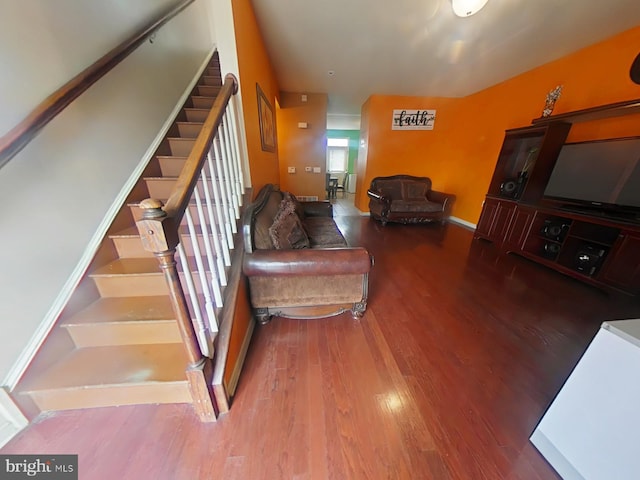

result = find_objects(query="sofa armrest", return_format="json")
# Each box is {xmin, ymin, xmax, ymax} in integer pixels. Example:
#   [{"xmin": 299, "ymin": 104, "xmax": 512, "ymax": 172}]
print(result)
[
  {"xmin": 243, "ymin": 247, "xmax": 372, "ymax": 276},
  {"xmin": 302, "ymin": 201, "xmax": 333, "ymax": 218},
  {"xmin": 428, "ymin": 190, "xmax": 456, "ymax": 215},
  {"xmin": 367, "ymin": 189, "xmax": 387, "ymax": 202}
]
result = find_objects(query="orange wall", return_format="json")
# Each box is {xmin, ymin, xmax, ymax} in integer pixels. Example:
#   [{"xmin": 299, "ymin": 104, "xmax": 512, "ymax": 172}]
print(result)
[
  {"xmin": 223, "ymin": 278, "xmax": 252, "ymax": 389},
  {"xmin": 358, "ymin": 26, "xmax": 640, "ymax": 223},
  {"xmin": 276, "ymin": 92, "xmax": 328, "ymax": 198},
  {"xmin": 232, "ymin": 0, "xmax": 281, "ymax": 196},
  {"xmin": 354, "ymin": 95, "xmax": 463, "ymax": 210}
]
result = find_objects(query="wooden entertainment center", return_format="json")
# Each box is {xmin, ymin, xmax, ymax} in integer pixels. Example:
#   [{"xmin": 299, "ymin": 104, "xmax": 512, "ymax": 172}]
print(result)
[{"xmin": 475, "ymin": 99, "xmax": 640, "ymax": 295}]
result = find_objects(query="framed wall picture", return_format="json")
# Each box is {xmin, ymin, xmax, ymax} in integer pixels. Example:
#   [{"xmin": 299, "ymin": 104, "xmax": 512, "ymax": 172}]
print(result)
[{"xmin": 256, "ymin": 83, "xmax": 276, "ymax": 152}]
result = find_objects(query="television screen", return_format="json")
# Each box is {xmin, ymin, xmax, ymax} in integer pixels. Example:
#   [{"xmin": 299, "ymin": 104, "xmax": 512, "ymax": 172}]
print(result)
[{"xmin": 544, "ymin": 137, "xmax": 640, "ymax": 210}]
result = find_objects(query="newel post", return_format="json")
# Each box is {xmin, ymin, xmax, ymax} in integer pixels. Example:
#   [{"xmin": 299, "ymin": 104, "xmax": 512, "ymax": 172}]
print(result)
[{"xmin": 136, "ymin": 198, "xmax": 218, "ymax": 422}]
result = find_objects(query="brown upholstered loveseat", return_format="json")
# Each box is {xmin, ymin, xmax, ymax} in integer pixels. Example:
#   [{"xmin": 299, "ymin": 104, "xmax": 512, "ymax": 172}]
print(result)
[
  {"xmin": 242, "ymin": 184, "xmax": 372, "ymax": 324},
  {"xmin": 367, "ymin": 175, "xmax": 455, "ymax": 226}
]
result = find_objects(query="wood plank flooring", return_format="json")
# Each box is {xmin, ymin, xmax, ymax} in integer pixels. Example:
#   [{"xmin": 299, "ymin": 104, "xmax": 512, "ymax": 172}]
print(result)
[{"xmin": 4, "ymin": 213, "xmax": 640, "ymax": 479}]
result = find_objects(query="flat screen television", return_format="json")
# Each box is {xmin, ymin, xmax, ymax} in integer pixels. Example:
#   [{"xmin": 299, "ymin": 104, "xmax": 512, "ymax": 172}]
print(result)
[{"xmin": 543, "ymin": 137, "xmax": 640, "ymax": 220}]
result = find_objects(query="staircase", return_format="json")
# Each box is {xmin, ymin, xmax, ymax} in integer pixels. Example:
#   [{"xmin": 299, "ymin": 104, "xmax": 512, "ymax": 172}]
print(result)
[{"xmin": 15, "ymin": 53, "xmax": 225, "ymax": 415}]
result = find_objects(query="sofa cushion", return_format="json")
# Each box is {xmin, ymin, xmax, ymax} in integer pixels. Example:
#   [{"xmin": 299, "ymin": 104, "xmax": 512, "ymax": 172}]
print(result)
[
  {"xmin": 269, "ymin": 199, "xmax": 310, "ymax": 249},
  {"xmin": 389, "ymin": 199, "xmax": 443, "ymax": 213},
  {"xmin": 375, "ymin": 180, "xmax": 404, "ymax": 200},
  {"xmin": 254, "ymin": 191, "xmax": 284, "ymax": 249},
  {"xmin": 403, "ymin": 180, "xmax": 430, "ymax": 199},
  {"xmin": 303, "ymin": 217, "xmax": 348, "ymax": 248},
  {"xmin": 285, "ymin": 192, "xmax": 306, "ymax": 219}
]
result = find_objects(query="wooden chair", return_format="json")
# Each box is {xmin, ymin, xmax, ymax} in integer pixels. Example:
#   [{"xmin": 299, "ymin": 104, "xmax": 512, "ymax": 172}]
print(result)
[
  {"xmin": 325, "ymin": 173, "xmax": 338, "ymax": 199},
  {"xmin": 335, "ymin": 173, "xmax": 347, "ymax": 198}
]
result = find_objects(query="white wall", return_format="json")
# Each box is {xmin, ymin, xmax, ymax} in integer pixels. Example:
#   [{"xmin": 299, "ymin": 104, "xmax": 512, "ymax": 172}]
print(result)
[
  {"xmin": 0, "ymin": 0, "xmax": 217, "ymax": 385},
  {"xmin": 210, "ymin": 0, "xmax": 252, "ymax": 188}
]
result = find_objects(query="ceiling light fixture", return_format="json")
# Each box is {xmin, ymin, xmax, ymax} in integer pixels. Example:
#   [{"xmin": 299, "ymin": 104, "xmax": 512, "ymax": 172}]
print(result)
[{"xmin": 452, "ymin": 0, "xmax": 489, "ymax": 17}]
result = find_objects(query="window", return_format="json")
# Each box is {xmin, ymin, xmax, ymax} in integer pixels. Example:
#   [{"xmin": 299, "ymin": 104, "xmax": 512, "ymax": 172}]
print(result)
[{"xmin": 327, "ymin": 138, "xmax": 349, "ymax": 173}]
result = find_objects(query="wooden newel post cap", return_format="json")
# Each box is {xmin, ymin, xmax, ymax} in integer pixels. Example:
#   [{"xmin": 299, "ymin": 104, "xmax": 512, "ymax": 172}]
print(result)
[
  {"xmin": 225, "ymin": 73, "xmax": 239, "ymax": 94},
  {"xmin": 140, "ymin": 198, "xmax": 166, "ymax": 219}
]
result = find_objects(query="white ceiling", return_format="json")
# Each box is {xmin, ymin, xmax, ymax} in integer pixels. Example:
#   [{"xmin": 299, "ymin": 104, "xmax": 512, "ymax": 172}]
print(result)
[{"xmin": 251, "ymin": 0, "xmax": 640, "ymax": 117}]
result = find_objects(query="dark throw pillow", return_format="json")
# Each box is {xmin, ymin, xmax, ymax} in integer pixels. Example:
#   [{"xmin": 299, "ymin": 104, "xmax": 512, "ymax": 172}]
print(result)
[{"xmin": 269, "ymin": 197, "xmax": 310, "ymax": 249}]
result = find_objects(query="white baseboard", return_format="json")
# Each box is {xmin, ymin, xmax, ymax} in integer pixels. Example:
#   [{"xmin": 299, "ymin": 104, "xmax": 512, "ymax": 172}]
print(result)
[
  {"xmin": 448, "ymin": 215, "xmax": 476, "ymax": 231},
  {"xmin": 3, "ymin": 48, "xmax": 217, "ymax": 390}
]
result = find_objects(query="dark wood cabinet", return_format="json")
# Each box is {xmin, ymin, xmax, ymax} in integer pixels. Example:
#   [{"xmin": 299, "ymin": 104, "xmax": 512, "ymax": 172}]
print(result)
[
  {"xmin": 475, "ymin": 198, "xmax": 499, "ymax": 238},
  {"xmin": 504, "ymin": 205, "xmax": 535, "ymax": 253},
  {"xmin": 487, "ymin": 204, "xmax": 640, "ymax": 295},
  {"xmin": 475, "ymin": 197, "xmax": 516, "ymax": 247},
  {"xmin": 475, "ymin": 104, "xmax": 640, "ymax": 295},
  {"xmin": 599, "ymin": 232, "xmax": 640, "ymax": 294},
  {"xmin": 486, "ymin": 123, "xmax": 570, "ymax": 203}
]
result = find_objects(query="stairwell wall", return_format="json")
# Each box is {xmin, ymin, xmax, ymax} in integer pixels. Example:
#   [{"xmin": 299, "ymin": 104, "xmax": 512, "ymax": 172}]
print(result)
[{"xmin": 0, "ymin": 0, "xmax": 217, "ymax": 386}]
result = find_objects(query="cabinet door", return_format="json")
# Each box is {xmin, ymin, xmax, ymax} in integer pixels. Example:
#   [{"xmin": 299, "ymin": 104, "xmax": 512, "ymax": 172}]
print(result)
[
  {"xmin": 475, "ymin": 198, "xmax": 499, "ymax": 239},
  {"xmin": 599, "ymin": 232, "xmax": 640, "ymax": 294},
  {"xmin": 491, "ymin": 201, "xmax": 516, "ymax": 246},
  {"xmin": 504, "ymin": 206, "xmax": 535, "ymax": 252}
]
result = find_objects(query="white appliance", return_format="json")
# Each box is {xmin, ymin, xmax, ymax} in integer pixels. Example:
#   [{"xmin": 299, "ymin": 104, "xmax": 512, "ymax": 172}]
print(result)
[
  {"xmin": 347, "ymin": 173, "xmax": 357, "ymax": 193},
  {"xmin": 530, "ymin": 319, "xmax": 640, "ymax": 479}
]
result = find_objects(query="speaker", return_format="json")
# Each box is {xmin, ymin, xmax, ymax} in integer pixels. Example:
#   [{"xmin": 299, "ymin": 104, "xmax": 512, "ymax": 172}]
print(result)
[
  {"xmin": 500, "ymin": 172, "xmax": 527, "ymax": 199},
  {"xmin": 541, "ymin": 220, "xmax": 570, "ymax": 242},
  {"xmin": 573, "ymin": 243, "xmax": 607, "ymax": 276},
  {"xmin": 542, "ymin": 241, "xmax": 561, "ymax": 259},
  {"xmin": 500, "ymin": 178, "xmax": 518, "ymax": 197}
]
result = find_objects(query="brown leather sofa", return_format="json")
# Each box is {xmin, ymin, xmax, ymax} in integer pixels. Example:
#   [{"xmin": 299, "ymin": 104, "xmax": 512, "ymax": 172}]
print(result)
[
  {"xmin": 242, "ymin": 184, "xmax": 372, "ymax": 324},
  {"xmin": 367, "ymin": 174, "xmax": 455, "ymax": 226}
]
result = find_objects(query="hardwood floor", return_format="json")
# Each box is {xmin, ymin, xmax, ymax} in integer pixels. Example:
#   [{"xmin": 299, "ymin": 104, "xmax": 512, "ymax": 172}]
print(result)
[{"xmin": 4, "ymin": 216, "xmax": 640, "ymax": 479}]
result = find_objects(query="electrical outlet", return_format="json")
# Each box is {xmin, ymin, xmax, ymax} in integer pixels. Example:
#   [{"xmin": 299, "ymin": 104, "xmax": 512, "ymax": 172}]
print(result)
[
  {"xmin": 313, "ymin": 167, "xmax": 321, "ymax": 173},
  {"xmin": 287, "ymin": 167, "xmax": 296, "ymax": 173}
]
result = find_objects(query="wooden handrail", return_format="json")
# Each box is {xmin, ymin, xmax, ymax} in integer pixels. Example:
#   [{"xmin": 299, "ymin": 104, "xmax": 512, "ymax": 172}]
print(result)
[
  {"xmin": 163, "ymin": 74, "xmax": 238, "ymax": 223},
  {"xmin": 136, "ymin": 71, "xmax": 241, "ymax": 420},
  {"xmin": 0, "ymin": 0, "xmax": 195, "ymax": 170}
]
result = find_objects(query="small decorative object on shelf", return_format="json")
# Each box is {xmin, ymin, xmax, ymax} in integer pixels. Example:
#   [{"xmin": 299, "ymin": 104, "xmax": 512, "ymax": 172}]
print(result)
[
  {"xmin": 522, "ymin": 146, "xmax": 539, "ymax": 174},
  {"xmin": 542, "ymin": 85, "xmax": 563, "ymax": 117}
]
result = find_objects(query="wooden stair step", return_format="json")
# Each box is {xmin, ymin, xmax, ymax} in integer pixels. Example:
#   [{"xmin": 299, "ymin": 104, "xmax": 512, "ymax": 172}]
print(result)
[
  {"xmin": 90, "ymin": 258, "xmax": 167, "ymax": 297},
  {"xmin": 157, "ymin": 155, "xmax": 187, "ymax": 177},
  {"xmin": 21, "ymin": 344, "xmax": 191, "ymax": 411},
  {"xmin": 90, "ymin": 258, "xmax": 213, "ymax": 297},
  {"xmin": 129, "ymin": 201, "xmax": 230, "ymax": 227},
  {"xmin": 191, "ymin": 96, "xmax": 214, "ymax": 109},
  {"xmin": 167, "ymin": 137, "xmax": 195, "ymax": 157},
  {"xmin": 197, "ymin": 85, "xmax": 221, "ymax": 97},
  {"xmin": 176, "ymin": 121, "xmax": 204, "ymax": 138},
  {"xmin": 62, "ymin": 296, "xmax": 180, "ymax": 347},
  {"xmin": 144, "ymin": 176, "xmax": 213, "ymax": 200},
  {"xmin": 201, "ymin": 75, "xmax": 222, "ymax": 86},
  {"xmin": 205, "ymin": 67, "xmax": 221, "ymax": 77},
  {"xmin": 110, "ymin": 226, "xmax": 154, "ymax": 258},
  {"xmin": 144, "ymin": 176, "xmax": 178, "ymax": 199},
  {"xmin": 111, "ymin": 225, "xmax": 222, "ymax": 259},
  {"xmin": 183, "ymin": 108, "xmax": 210, "ymax": 123}
]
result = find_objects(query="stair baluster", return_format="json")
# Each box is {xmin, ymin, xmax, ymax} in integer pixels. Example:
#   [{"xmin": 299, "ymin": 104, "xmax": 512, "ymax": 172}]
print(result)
[
  {"xmin": 136, "ymin": 199, "xmax": 217, "ymax": 421},
  {"xmin": 136, "ymin": 74, "xmax": 243, "ymax": 421}
]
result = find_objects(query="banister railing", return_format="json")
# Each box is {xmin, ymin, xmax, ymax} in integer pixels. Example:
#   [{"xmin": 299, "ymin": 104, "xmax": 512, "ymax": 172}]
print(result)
[
  {"xmin": 0, "ymin": 0, "xmax": 194, "ymax": 170},
  {"xmin": 136, "ymin": 73, "xmax": 246, "ymax": 422}
]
